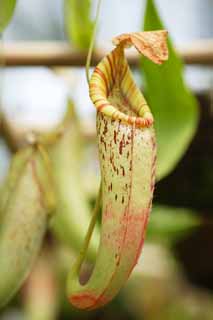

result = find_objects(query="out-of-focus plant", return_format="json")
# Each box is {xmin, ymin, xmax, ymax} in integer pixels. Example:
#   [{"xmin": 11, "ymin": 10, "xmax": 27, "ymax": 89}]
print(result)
[
  {"xmin": 147, "ymin": 206, "xmax": 200, "ymax": 246},
  {"xmin": 0, "ymin": 146, "xmax": 55, "ymax": 307},
  {"xmin": 0, "ymin": 94, "xmax": 101, "ymax": 262},
  {"xmin": 142, "ymin": 0, "xmax": 199, "ymax": 180},
  {"xmin": 123, "ymin": 243, "xmax": 213, "ymax": 320},
  {"xmin": 0, "ymin": 0, "xmax": 16, "ymax": 33},
  {"xmin": 64, "ymin": 0, "xmax": 94, "ymax": 49},
  {"xmin": 23, "ymin": 249, "xmax": 59, "ymax": 320}
]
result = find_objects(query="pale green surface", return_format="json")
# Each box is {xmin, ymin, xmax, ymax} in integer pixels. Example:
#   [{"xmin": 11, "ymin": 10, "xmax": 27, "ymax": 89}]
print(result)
[{"xmin": 142, "ymin": 0, "xmax": 199, "ymax": 180}]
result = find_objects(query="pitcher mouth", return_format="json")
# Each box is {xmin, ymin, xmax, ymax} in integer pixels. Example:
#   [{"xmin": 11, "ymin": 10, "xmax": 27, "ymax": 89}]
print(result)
[
  {"xmin": 89, "ymin": 47, "xmax": 154, "ymax": 128},
  {"xmin": 89, "ymin": 31, "xmax": 168, "ymax": 128}
]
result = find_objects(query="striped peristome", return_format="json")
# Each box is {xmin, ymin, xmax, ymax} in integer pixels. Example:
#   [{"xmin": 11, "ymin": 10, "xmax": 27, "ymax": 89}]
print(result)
[{"xmin": 67, "ymin": 30, "xmax": 168, "ymax": 310}]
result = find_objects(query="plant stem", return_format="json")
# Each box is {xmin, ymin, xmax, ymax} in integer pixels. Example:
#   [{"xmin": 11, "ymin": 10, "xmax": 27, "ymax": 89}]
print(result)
[
  {"xmin": 71, "ymin": 0, "xmax": 103, "ymax": 272},
  {"xmin": 76, "ymin": 0, "xmax": 103, "ymax": 265},
  {"xmin": 85, "ymin": 0, "xmax": 102, "ymax": 85},
  {"xmin": 73, "ymin": 185, "xmax": 102, "ymax": 273}
]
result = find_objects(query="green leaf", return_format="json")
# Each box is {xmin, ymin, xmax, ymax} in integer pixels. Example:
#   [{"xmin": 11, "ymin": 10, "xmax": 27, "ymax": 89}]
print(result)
[
  {"xmin": 0, "ymin": 0, "xmax": 16, "ymax": 33},
  {"xmin": 142, "ymin": 0, "xmax": 199, "ymax": 180},
  {"xmin": 147, "ymin": 205, "xmax": 200, "ymax": 245},
  {"xmin": 64, "ymin": 0, "xmax": 94, "ymax": 50}
]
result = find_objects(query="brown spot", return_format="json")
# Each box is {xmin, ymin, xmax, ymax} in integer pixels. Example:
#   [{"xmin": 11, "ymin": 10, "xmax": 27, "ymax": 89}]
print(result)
[
  {"xmin": 120, "ymin": 165, "xmax": 125, "ymax": 176},
  {"xmin": 114, "ymin": 130, "xmax": 117, "ymax": 144},
  {"xmin": 103, "ymin": 121, "xmax": 108, "ymax": 135},
  {"xmin": 100, "ymin": 135, "xmax": 107, "ymax": 152},
  {"xmin": 129, "ymin": 160, "xmax": 132, "ymax": 171},
  {"xmin": 119, "ymin": 140, "xmax": 123, "ymax": 155},
  {"xmin": 110, "ymin": 152, "xmax": 117, "ymax": 172}
]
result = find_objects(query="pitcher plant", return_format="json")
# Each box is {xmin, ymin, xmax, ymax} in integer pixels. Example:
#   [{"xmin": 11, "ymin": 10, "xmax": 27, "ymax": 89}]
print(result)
[{"xmin": 67, "ymin": 30, "xmax": 168, "ymax": 310}]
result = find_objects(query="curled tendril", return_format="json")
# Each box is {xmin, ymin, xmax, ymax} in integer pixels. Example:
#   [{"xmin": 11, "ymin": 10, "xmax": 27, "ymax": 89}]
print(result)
[
  {"xmin": 49, "ymin": 101, "xmax": 100, "ymax": 261},
  {"xmin": 67, "ymin": 30, "xmax": 168, "ymax": 310}
]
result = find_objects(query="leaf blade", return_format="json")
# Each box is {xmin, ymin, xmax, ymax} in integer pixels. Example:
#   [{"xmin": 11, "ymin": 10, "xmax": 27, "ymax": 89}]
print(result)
[
  {"xmin": 0, "ymin": 0, "xmax": 16, "ymax": 33},
  {"xmin": 147, "ymin": 205, "xmax": 200, "ymax": 245},
  {"xmin": 142, "ymin": 0, "xmax": 199, "ymax": 180},
  {"xmin": 64, "ymin": 0, "xmax": 94, "ymax": 50}
]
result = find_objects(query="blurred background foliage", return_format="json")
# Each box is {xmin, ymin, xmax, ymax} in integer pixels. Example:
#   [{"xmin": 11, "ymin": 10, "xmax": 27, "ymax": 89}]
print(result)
[
  {"xmin": 0, "ymin": 0, "xmax": 213, "ymax": 319},
  {"xmin": 64, "ymin": 0, "xmax": 94, "ymax": 50},
  {"xmin": 0, "ymin": 0, "xmax": 16, "ymax": 33},
  {"xmin": 142, "ymin": 0, "xmax": 199, "ymax": 180}
]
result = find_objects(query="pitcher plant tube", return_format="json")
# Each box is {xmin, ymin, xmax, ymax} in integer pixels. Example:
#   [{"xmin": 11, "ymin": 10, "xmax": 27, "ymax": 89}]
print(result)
[
  {"xmin": 67, "ymin": 30, "xmax": 168, "ymax": 310},
  {"xmin": 0, "ymin": 145, "xmax": 55, "ymax": 308}
]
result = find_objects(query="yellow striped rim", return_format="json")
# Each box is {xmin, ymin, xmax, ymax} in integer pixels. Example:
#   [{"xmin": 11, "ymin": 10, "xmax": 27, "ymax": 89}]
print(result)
[
  {"xmin": 89, "ymin": 31, "xmax": 168, "ymax": 128},
  {"xmin": 89, "ymin": 47, "xmax": 153, "ymax": 128}
]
